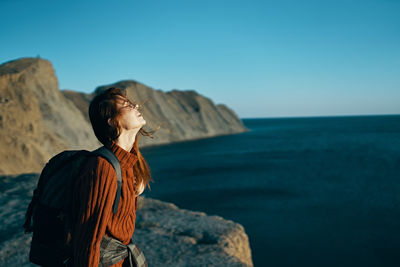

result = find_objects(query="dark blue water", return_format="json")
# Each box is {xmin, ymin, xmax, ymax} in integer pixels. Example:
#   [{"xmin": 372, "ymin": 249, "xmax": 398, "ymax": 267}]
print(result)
[{"xmin": 141, "ymin": 115, "xmax": 400, "ymax": 267}]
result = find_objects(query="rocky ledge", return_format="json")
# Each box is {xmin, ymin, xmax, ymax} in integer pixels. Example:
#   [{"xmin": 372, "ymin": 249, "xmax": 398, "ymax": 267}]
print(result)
[
  {"xmin": 135, "ymin": 197, "xmax": 253, "ymax": 266},
  {"xmin": 0, "ymin": 174, "xmax": 253, "ymax": 266}
]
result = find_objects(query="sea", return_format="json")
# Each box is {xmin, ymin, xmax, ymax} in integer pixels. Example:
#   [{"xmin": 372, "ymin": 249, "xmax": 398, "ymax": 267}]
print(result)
[{"xmin": 140, "ymin": 115, "xmax": 400, "ymax": 267}]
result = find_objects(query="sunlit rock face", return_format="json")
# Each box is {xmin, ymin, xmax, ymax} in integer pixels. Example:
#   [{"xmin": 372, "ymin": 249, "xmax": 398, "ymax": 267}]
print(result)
[
  {"xmin": 0, "ymin": 58, "xmax": 99, "ymax": 175},
  {"xmin": 0, "ymin": 57, "xmax": 248, "ymax": 175}
]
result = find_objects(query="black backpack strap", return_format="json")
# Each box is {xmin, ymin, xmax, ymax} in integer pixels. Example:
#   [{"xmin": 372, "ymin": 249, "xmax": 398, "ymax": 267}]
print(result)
[
  {"xmin": 92, "ymin": 146, "xmax": 122, "ymax": 214},
  {"xmin": 23, "ymin": 188, "xmax": 39, "ymax": 233}
]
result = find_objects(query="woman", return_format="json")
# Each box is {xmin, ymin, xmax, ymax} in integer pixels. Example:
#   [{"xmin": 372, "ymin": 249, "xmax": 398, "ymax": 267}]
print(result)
[{"xmin": 71, "ymin": 87, "xmax": 157, "ymax": 266}]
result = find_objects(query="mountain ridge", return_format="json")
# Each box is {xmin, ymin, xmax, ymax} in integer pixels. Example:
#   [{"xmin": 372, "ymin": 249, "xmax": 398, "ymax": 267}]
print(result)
[{"xmin": 0, "ymin": 57, "xmax": 249, "ymax": 175}]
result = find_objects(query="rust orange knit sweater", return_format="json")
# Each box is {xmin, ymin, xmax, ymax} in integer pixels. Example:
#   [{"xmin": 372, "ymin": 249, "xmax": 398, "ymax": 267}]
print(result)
[{"xmin": 71, "ymin": 140, "xmax": 140, "ymax": 267}]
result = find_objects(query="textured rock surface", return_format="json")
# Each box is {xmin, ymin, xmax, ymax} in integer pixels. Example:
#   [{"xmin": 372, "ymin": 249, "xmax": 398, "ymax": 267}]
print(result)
[
  {"xmin": 0, "ymin": 58, "xmax": 100, "ymax": 175},
  {"xmin": 0, "ymin": 57, "xmax": 249, "ymax": 175},
  {"xmin": 134, "ymin": 197, "xmax": 253, "ymax": 267},
  {"xmin": 0, "ymin": 174, "xmax": 253, "ymax": 267}
]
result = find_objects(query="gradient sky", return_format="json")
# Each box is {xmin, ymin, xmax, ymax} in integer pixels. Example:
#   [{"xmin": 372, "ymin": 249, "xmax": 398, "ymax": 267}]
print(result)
[{"xmin": 1, "ymin": 0, "xmax": 399, "ymax": 118}]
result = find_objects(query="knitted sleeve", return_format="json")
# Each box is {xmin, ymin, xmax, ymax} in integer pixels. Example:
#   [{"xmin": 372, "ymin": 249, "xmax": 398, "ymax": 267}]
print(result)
[{"xmin": 71, "ymin": 157, "xmax": 118, "ymax": 267}]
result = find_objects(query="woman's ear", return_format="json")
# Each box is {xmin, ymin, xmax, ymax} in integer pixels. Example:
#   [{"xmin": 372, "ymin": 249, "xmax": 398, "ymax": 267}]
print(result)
[{"xmin": 107, "ymin": 118, "xmax": 113, "ymax": 127}]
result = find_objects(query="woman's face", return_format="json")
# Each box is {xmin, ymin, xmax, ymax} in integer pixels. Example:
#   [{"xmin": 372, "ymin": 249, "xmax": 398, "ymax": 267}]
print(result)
[{"xmin": 114, "ymin": 95, "xmax": 146, "ymax": 131}]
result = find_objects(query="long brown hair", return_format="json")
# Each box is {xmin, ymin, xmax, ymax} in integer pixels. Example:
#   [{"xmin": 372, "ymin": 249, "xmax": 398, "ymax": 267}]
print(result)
[{"xmin": 89, "ymin": 87, "xmax": 159, "ymax": 193}]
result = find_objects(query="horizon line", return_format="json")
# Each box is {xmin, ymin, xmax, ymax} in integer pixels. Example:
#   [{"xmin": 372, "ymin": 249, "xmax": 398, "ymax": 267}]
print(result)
[{"xmin": 240, "ymin": 113, "xmax": 400, "ymax": 120}]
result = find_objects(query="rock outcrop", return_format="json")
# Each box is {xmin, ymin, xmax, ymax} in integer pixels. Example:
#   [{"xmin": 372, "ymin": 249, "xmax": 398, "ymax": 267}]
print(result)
[
  {"xmin": 0, "ymin": 58, "xmax": 100, "ymax": 175},
  {"xmin": 0, "ymin": 57, "xmax": 249, "ymax": 175},
  {"xmin": 135, "ymin": 197, "xmax": 253, "ymax": 266},
  {"xmin": 0, "ymin": 174, "xmax": 253, "ymax": 266}
]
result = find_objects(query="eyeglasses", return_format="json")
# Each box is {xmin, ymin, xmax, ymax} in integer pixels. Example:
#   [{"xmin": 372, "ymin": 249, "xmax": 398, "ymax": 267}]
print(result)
[
  {"xmin": 118, "ymin": 99, "xmax": 141, "ymax": 112},
  {"xmin": 125, "ymin": 102, "xmax": 139, "ymax": 110}
]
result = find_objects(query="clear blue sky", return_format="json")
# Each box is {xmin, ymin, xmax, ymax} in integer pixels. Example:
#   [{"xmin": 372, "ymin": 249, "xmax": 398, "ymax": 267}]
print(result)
[{"xmin": 1, "ymin": 0, "xmax": 399, "ymax": 118}]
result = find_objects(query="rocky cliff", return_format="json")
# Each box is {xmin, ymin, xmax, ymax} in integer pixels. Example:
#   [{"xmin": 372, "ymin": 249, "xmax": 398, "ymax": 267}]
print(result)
[
  {"xmin": 0, "ymin": 58, "xmax": 99, "ymax": 175},
  {"xmin": 63, "ymin": 80, "xmax": 248, "ymax": 148},
  {"xmin": 0, "ymin": 174, "xmax": 253, "ymax": 266},
  {"xmin": 0, "ymin": 57, "xmax": 248, "ymax": 175}
]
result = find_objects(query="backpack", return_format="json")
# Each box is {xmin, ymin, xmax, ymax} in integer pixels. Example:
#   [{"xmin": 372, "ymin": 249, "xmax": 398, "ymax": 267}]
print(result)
[{"xmin": 23, "ymin": 146, "xmax": 123, "ymax": 267}]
